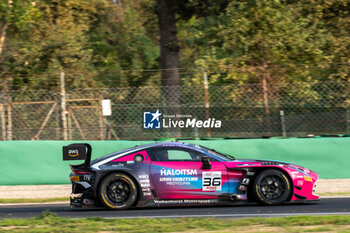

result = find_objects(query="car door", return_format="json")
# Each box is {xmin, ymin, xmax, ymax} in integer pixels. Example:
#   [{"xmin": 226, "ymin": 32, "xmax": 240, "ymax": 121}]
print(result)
[{"xmin": 148, "ymin": 146, "xmax": 228, "ymax": 199}]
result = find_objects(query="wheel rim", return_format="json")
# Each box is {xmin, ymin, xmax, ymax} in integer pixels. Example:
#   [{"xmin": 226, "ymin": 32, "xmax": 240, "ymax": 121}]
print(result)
[
  {"xmin": 106, "ymin": 178, "xmax": 132, "ymax": 205},
  {"xmin": 258, "ymin": 174, "xmax": 287, "ymax": 201}
]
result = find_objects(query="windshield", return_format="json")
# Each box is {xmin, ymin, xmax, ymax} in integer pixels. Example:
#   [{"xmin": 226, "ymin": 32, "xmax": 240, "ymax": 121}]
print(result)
[{"xmin": 196, "ymin": 145, "xmax": 235, "ymax": 161}]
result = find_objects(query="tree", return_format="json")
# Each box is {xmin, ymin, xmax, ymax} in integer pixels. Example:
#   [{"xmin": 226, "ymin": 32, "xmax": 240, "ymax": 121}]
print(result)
[
  {"xmin": 90, "ymin": 0, "xmax": 159, "ymax": 88},
  {"xmin": 156, "ymin": 0, "xmax": 180, "ymax": 108},
  {"xmin": 0, "ymin": 0, "xmax": 36, "ymax": 56},
  {"xmin": 0, "ymin": 0, "xmax": 37, "ymax": 91}
]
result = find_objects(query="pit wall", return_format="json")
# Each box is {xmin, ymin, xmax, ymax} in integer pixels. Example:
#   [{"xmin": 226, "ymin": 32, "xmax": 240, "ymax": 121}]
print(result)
[{"xmin": 0, "ymin": 138, "xmax": 348, "ymax": 185}]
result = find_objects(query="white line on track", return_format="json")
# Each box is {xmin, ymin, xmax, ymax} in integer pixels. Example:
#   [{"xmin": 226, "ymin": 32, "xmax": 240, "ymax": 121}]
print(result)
[{"xmin": 97, "ymin": 212, "xmax": 350, "ymax": 219}]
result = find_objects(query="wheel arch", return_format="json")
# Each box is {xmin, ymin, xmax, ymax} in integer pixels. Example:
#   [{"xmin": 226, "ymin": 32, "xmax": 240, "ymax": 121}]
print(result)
[
  {"xmin": 248, "ymin": 166, "xmax": 294, "ymax": 202},
  {"xmin": 97, "ymin": 170, "xmax": 142, "ymax": 207}
]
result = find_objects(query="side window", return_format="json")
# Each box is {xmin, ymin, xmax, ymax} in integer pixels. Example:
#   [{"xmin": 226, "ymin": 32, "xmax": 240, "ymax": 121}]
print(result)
[
  {"xmin": 190, "ymin": 150, "xmax": 218, "ymax": 162},
  {"xmin": 150, "ymin": 148, "xmax": 169, "ymax": 161},
  {"xmin": 148, "ymin": 147, "xmax": 218, "ymax": 161},
  {"xmin": 167, "ymin": 150, "xmax": 192, "ymax": 160}
]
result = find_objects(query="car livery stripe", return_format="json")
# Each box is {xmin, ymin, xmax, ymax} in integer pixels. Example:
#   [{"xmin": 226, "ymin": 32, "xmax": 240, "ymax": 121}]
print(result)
[{"xmin": 91, "ymin": 148, "xmax": 143, "ymax": 170}]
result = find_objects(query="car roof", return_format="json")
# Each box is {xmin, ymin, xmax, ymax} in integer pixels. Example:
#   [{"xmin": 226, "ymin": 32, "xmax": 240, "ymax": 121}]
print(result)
[
  {"xmin": 134, "ymin": 141, "xmax": 195, "ymax": 150},
  {"xmin": 91, "ymin": 141, "xmax": 198, "ymax": 164}
]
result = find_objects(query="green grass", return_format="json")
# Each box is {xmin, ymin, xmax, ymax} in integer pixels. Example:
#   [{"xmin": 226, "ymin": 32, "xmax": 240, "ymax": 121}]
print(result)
[
  {"xmin": 0, "ymin": 212, "xmax": 349, "ymax": 232},
  {"xmin": 0, "ymin": 197, "xmax": 68, "ymax": 204}
]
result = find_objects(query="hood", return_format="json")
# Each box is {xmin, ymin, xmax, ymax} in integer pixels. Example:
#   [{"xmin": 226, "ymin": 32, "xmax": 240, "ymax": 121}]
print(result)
[
  {"xmin": 229, "ymin": 159, "xmax": 290, "ymax": 165},
  {"xmin": 224, "ymin": 159, "xmax": 312, "ymax": 175}
]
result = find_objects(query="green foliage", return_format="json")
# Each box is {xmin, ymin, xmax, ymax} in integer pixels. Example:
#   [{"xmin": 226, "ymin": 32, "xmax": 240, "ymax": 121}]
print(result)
[
  {"xmin": 176, "ymin": 0, "xmax": 350, "ymax": 110},
  {"xmin": 0, "ymin": 0, "xmax": 349, "ymax": 93},
  {"xmin": 180, "ymin": 0, "xmax": 328, "ymax": 82},
  {"xmin": 1, "ymin": 0, "xmax": 159, "ymax": 90},
  {"xmin": 0, "ymin": 0, "xmax": 38, "ymax": 32},
  {"xmin": 90, "ymin": 1, "xmax": 159, "ymax": 87}
]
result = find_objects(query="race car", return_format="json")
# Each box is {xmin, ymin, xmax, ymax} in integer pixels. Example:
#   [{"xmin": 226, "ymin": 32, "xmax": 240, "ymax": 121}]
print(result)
[{"xmin": 63, "ymin": 141, "xmax": 319, "ymax": 210}]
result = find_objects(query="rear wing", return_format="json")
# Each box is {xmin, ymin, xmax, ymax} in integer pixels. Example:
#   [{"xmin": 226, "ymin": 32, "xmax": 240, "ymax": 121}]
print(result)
[{"xmin": 63, "ymin": 143, "xmax": 92, "ymax": 168}]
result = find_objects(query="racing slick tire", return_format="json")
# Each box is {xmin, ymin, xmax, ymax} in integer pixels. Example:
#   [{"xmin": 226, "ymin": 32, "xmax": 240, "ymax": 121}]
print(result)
[
  {"xmin": 252, "ymin": 169, "xmax": 291, "ymax": 205},
  {"xmin": 99, "ymin": 173, "xmax": 138, "ymax": 210}
]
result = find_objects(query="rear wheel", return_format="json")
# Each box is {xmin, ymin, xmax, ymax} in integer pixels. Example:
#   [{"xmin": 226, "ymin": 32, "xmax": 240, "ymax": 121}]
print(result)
[
  {"xmin": 99, "ymin": 173, "xmax": 137, "ymax": 210},
  {"xmin": 252, "ymin": 169, "xmax": 291, "ymax": 205}
]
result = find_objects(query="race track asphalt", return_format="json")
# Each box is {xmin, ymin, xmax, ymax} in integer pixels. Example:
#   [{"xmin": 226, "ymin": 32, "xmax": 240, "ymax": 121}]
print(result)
[{"xmin": 0, "ymin": 198, "xmax": 349, "ymax": 219}]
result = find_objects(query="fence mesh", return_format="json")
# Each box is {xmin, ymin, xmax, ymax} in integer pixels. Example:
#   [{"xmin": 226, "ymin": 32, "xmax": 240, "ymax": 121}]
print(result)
[{"xmin": 1, "ymin": 81, "xmax": 350, "ymax": 140}]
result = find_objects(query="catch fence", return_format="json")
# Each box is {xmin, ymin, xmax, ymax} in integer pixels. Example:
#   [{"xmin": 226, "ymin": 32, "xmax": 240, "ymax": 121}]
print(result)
[{"xmin": 0, "ymin": 81, "xmax": 349, "ymax": 140}]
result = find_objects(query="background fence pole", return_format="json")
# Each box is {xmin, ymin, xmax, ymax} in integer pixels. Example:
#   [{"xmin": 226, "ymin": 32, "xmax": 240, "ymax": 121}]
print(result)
[
  {"xmin": 203, "ymin": 68, "xmax": 211, "ymax": 138},
  {"xmin": 280, "ymin": 110, "xmax": 287, "ymax": 137},
  {"xmin": 0, "ymin": 104, "xmax": 6, "ymax": 140},
  {"xmin": 67, "ymin": 109, "xmax": 72, "ymax": 140},
  {"xmin": 55, "ymin": 96, "xmax": 60, "ymax": 140},
  {"xmin": 347, "ymin": 109, "xmax": 350, "ymax": 134},
  {"xmin": 99, "ymin": 96, "xmax": 105, "ymax": 140},
  {"xmin": 60, "ymin": 71, "xmax": 68, "ymax": 140},
  {"xmin": 6, "ymin": 99, "xmax": 12, "ymax": 140}
]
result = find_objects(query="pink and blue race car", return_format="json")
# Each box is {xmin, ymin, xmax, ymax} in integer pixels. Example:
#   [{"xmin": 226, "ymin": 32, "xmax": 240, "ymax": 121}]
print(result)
[{"xmin": 63, "ymin": 142, "xmax": 319, "ymax": 210}]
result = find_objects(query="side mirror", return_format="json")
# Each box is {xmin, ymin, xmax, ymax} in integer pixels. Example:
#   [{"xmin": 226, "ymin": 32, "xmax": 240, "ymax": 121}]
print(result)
[{"xmin": 201, "ymin": 156, "xmax": 212, "ymax": 169}]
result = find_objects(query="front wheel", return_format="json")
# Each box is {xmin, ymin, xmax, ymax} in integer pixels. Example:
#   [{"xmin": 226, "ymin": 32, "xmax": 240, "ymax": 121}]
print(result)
[
  {"xmin": 252, "ymin": 169, "xmax": 291, "ymax": 205},
  {"xmin": 99, "ymin": 173, "xmax": 138, "ymax": 210}
]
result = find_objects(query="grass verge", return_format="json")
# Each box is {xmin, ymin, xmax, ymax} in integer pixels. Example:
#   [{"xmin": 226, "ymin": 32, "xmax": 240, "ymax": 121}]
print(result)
[
  {"xmin": 0, "ymin": 197, "xmax": 68, "ymax": 204},
  {"xmin": 0, "ymin": 212, "xmax": 349, "ymax": 232}
]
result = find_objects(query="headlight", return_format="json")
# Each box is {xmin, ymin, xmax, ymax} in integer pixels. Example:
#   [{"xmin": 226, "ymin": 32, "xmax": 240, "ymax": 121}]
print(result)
[{"xmin": 288, "ymin": 165, "xmax": 311, "ymax": 175}]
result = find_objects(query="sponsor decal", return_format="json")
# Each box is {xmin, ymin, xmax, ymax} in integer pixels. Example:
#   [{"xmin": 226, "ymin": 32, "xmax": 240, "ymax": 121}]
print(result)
[
  {"xmin": 160, "ymin": 168, "xmax": 198, "ymax": 176},
  {"xmin": 126, "ymin": 161, "xmax": 134, "ymax": 164},
  {"xmin": 166, "ymin": 181, "xmax": 190, "ymax": 185},
  {"xmin": 111, "ymin": 162, "xmax": 124, "ymax": 167},
  {"xmin": 68, "ymin": 149, "xmax": 79, "ymax": 157},
  {"xmin": 297, "ymin": 180, "xmax": 304, "ymax": 186},
  {"xmin": 159, "ymin": 177, "xmax": 198, "ymax": 186},
  {"xmin": 63, "ymin": 144, "xmax": 86, "ymax": 161},
  {"xmin": 138, "ymin": 174, "xmax": 151, "ymax": 189},
  {"xmin": 83, "ymin": 174, "xmax": 92, "ymax": 181},
  {"xmin": 242, "ymin": 178, "xmax": 250, "ymax": 185},
  {"xmin": 238, "ymin": 185, "xmax": 247, "ymax": 191},
  {"xmin": 304, "ymin": 176, "xmax": 313, "ymax": 182},
  {"xmin": 140, "ymin": 183, "xmax": 151, "ymax": 188},
  {"xmin": 202, "ymin": 171, "xmax": 222, "ymax": 191},
  {"xmin": 154, "ymin": 199, "xmax": 214, "ymax": 204},
  {"xmin": 159, "ymin": 177, "xmax": 198, "ymax": 182},
  {"xmin": 143, "ymin": 109, "xmax": 221, "ymax": 129}
]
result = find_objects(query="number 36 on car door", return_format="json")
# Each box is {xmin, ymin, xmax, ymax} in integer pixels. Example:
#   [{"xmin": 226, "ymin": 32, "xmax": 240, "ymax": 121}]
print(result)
[{"xmin": 202, "ymin": 171, "xmax": 222, "ymax": 191}]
